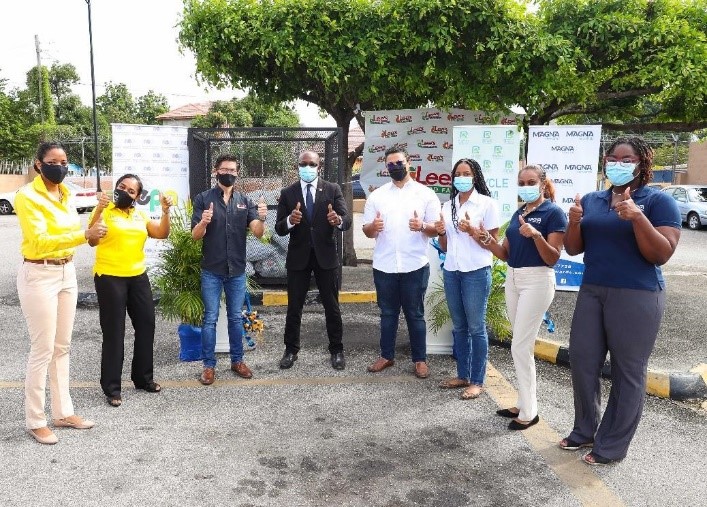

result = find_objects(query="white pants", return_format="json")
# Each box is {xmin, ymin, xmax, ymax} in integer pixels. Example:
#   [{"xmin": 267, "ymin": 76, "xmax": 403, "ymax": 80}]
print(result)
[
  {"xmin": 17, "ymin": 262, "xmax": 77, "ymax": 429},
  {"xmin": 505, "ymin": 266, "xmax": 555, "ymax": 421}
]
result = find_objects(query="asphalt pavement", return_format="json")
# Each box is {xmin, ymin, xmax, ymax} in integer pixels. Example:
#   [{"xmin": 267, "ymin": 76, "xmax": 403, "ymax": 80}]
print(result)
[{"xmin": 0, "ymin": 212, "xmax": 705, "ymax": 506}]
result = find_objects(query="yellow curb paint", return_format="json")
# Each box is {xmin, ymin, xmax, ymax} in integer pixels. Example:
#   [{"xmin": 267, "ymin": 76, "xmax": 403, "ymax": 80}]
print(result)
[
  {"xmin": 534, "ymin": 338, "xmax": 561, "ymax": 364},
  {"xmin": 261, "ymin": 291, "xmax": 377, "ymax": 306},
  {"xmin": 646, "ymin": 371, "xmax": 670, "ymax": 399},
  {"xmin": 691, "ymin": 363, "xmax": 707, "ymax": 387},
  {"xmin": 485, "ymin": 363, "xmax": 626, "ymax": 507}
]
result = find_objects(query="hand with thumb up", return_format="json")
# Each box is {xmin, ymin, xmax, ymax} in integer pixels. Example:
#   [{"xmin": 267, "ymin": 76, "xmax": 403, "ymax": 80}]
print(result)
[
  {"xmin": 86, "ymin": 215, "xmax": 107, "ymax": 242},
  {"xmin": 201, "ymin": 202, "xmax": 214, "ymax": 226},
  {"xmin": 568, "ymin": 193, "xmax": 583, "ymax": 225},
  {"xmin": 290, "ymin": 201, "xmax": 303, "ymax": 225},
  {"xmin": 372, "ymin": 211, "xmax": 384, "ymax": 233},
  {"xmin": 326, "ymin": 203, "xmax": 341, "ymax": 226},
  {"xmin": 518, "ymin": 214, "xmax": 540, "ymax": 239},
  {"xmin": 408, "ymin": 209, "xmax": 424, "ymax": 232},
  {"xmin": 257, "ymin": 195, "xmax": 267, "ymax": 220},
  {"xmin": 459, "ymin": 211, "xmax": 472, "ymax": 233},
  {"xmin": 434, "ymin": 212, "xmax": 446, "ymax": 236}
]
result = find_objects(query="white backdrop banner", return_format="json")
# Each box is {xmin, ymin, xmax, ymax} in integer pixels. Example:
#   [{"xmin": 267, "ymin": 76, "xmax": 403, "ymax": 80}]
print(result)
[
  {"xmin": 526, "ymin": 124, "xmax": 602, "ymax": 291},
  {"xmin": 452, "ymin": 125, "xmax": 523, "ymax": 225},
  {"xmin": 360, "ymin": 108, "xmax": 519, "ymax": 201},
  {"xmin": 111, "ymin": 124, "xmax": 190, "ymax": 265}
]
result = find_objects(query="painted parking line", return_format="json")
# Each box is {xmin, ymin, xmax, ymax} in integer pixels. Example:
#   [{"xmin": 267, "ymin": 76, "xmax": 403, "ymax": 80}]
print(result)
[{"xmin": 484, "ymin": 363, "xmax": 625, "ymax": 507}]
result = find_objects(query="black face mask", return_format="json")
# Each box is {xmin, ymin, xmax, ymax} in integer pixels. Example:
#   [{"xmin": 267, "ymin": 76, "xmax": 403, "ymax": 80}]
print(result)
[
  {"xmin": 217, "ymin": 173, "xmax": 236, "ymax": 187},
  {"xmin": 388, "ymin": 166, "xmax": 408, "ymax": 182},
  {"xmin": 40, "ymin": 163, "xmax": 68, "ymax": 184},
  {"xmin": 113, "ymin": 188, "xmax": 135, "ymax": 209}
]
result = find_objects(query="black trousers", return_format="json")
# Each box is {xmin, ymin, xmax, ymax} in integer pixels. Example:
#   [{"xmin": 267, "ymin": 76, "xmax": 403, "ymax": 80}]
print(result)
[
  {"xmin": 284, "ymin": 249, "xmax": 343, "ymax": 354},
  {"xmin": 94, "ymin": 272, "xmax": 156, "ymax": 397}
]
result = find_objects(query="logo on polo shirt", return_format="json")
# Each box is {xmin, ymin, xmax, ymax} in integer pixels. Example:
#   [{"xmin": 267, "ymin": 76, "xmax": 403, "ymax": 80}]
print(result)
[{"xmin": 527, "ymin": 217, "xmax": 541, "ymax": 224}]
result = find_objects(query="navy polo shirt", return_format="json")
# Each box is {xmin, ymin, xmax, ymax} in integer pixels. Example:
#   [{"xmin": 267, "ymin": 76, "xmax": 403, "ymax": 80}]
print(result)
[
  {"xmin": 507, "ymin": 200, "xmax": 567, "ymax": 268},
  {"xmin": 191, "ymin": 186, "xmax": 258, "ymax": 276},
  {"xmin": 580, "ymin": 186, "xmax": 680, "ymax": 290}
]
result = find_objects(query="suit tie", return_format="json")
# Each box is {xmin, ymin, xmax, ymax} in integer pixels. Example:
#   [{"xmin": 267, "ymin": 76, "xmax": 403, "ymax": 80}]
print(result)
[{"xmin": 306, "ymin": 184, "xmax": 314, "ymax": 222}]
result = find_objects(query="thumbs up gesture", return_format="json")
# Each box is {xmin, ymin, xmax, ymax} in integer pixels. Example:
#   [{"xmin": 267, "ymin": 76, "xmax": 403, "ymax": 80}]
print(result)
[
  {"xmin": 290, "ymin": 201, "xmax": 303, "ymax": 225},
  {"xmin": 372, "ymin": 210, "xmax": 384, "ymax": 233},
  {"xmin": 409, "ymin": 209, "xmax": 424, "ymax": 232},
  {"xmin": 434, "ymin": 212, "xmax": 446, "ymax": 235},
  {"xmin": 326, "ymin": 203, "xmax": 341, "ymax": 226},
  {"xmin": 459, "ymin": 211, "xmax": 472, "ymax": 233},
  {"xmin": 159, "ymin": 192, "xmax": 174, "ymax": 213},
  {"xmin": 86, "ymin": 215, "xmax": 107, "ymax": 242},
  {"xmin": 201, "ymin": 202, "xmax": 214, "ymax": 226},
  {"xmin": 568, "ymin": 193, "xmax": 583, "ymax": 224},
  {"xmin": 95, "ymin": 191, "xmax": 111, "ymax": 212},
  {"xmin": 614, "ymin": 186, "xmax": 640, "ymax": 221},
  {"xmin": 518, "ymin": 214, "xmax": 540, "ymax": 239},
  {"xmin": 257, "ymin": 195, "xmax": 267, "ymax": 220}
]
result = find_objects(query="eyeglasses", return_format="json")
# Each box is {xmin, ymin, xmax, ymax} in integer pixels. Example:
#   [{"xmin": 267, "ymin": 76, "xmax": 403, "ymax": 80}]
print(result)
[
  {"xmin": 605, "ymin": 157, "xmax": 639, "ymax": 164},
  {"xmin": 386, "ymin": 161, "xmax": 406, "ymax": 171},
  {"xmin": 299, "ymin": 161, "xmax": 318, "ymax": 167}
]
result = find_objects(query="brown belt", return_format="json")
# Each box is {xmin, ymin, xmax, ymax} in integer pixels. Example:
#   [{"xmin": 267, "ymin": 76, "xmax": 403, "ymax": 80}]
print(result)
[{"xmin": 24, "ymin": 256, "xmax": 73, "ymax": 265}]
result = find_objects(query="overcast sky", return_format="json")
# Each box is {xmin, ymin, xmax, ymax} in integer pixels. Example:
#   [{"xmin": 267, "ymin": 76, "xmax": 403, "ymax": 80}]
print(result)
[{"xmin": 0, "ymin": 0, "xmax": 334, "ymax": 126}]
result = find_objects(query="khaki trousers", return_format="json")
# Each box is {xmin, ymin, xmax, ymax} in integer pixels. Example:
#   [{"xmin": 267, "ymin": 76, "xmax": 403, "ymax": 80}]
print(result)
[
  {"xmin": 505, "ymin": 266, "xmax": 556, "ymax": 421},
  {"xmin": 17, "ymin": 261, "xmax": 77, "ymax": 429}
]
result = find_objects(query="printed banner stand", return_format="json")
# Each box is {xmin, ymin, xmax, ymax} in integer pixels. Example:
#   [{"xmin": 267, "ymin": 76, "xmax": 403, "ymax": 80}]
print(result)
[
  {"xmin": 425, "ymin": 242, "xmax": 453, "ymax": 355},
  {"xmin": 526, "ymin": 125, "xmax": 602, "ymax": 291}
]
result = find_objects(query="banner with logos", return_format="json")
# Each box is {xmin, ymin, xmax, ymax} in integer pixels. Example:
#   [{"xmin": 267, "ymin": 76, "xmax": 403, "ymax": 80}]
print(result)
[
  {"xmin": 451, "ymin": 125, "xmax": 523, "ymax": 226},
  {"xmin": 526, "ymin": 125, "xmax": 602, "ymax": 291},
  {"xmin": 112, "ymin": 124, "xmax": 190, "ymax": 265},
  {"xmin": 360, "ymin": 108, "xmax": 519, "ymax": 201}
]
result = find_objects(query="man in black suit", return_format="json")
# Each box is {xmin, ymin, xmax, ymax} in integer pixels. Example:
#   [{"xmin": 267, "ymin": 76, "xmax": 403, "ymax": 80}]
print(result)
[{"xmin": 275, "ymin": 150, "xmax": 352, "ymax": 370}]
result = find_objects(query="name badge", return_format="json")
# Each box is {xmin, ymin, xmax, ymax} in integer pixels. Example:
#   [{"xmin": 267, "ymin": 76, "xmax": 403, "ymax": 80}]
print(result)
[{"xmin": 236, "ymin": 204, "xmax": 247, "ymax": 209}]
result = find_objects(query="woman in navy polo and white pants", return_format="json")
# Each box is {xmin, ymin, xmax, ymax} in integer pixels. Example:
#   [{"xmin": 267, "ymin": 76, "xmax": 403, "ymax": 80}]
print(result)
[
  {"xmin": 470, "ymin": 164, "xmax": 566, "ymax": 430},
  {"xmin": 562, "ymin": 136, "xmax": 681, "ymax": 465}
]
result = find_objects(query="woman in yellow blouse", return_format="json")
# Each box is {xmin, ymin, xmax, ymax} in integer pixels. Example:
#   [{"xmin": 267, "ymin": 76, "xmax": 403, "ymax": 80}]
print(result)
[
  {"xmin": 15, "ymin": 142, "xmax": 106, "ymax": 445},
  {"xmin": 89, "ymin": 173, "xmax": 172, "ymax": 407}
]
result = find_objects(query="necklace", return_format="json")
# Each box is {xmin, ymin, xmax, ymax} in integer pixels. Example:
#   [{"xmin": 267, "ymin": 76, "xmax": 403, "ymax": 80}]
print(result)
[
  {"xmin": 612, "ymin": 187, "xmax": 635, "ymax": 195},
  {"xmin": 521, "ymin": 201, "xmax": 542, "ymax": 217}
]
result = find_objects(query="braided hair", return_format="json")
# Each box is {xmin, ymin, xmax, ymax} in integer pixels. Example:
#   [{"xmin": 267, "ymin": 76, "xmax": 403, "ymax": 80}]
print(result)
[
  {"xmin": 450, "ymin": 158, "xmax": 492, "ymax": 230},
  {"xmin": 605, "ymin": 136, "xmax": 654, "ymax": 186}
]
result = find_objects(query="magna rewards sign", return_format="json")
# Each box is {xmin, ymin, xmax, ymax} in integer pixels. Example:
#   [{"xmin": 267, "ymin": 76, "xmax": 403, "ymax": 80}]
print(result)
[
  {"xmin": 360, "ymin": 108, "xmax": 519, "ymax": 200},
  {"xmin": 526, "ymin": 125, "xmax": 602, "ymax": 291}
]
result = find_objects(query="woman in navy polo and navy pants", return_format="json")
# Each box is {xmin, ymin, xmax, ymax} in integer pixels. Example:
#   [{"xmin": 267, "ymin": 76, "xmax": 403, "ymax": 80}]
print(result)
[
  {"xmin": 470, "ymin": 165, "xmax": 566, "ymax": 430},
  {"xmin": 561, "ymin": 136, "xmax": 681, "ymax": 465}
]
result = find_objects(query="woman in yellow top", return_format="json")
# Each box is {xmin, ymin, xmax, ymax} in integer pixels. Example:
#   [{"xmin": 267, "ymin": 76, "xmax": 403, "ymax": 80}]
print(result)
[
  {"xmin": 15, "ymin": 141, "xmax": 106, "ymax": 445},
  {"xmin": 89, "ymin": 173, "xmax": 172, "ymax": 407}
]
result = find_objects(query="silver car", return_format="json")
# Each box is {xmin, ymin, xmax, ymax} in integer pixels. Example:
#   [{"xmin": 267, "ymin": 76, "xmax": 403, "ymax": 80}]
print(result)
[{"xmin": 662, "ymin": 185, "xmax": 707, "ymax": 230}]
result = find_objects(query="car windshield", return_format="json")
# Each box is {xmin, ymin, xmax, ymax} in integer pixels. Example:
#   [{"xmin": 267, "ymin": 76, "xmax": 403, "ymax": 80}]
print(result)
[{"xmin": 687, "ymin": 188, "xmax": 707, "ymax": 202}]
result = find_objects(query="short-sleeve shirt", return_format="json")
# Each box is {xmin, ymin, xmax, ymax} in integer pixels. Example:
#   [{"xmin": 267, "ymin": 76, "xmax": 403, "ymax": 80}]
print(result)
[
  {"xmin": 580, "ymin": 186, "xmax": 681, "ymax": 290},
  {"xmin": 363, "ymin": 179, "xmax": 441, "ymax": 273},
  {"xmin": 191, "ymin": 186, "xmax": 258, "ymax": 276},
  {"xmin": 91, "ymin": 203, "xmax": 150, "ymax": 277},
  {"xmin": 506, "ymin": 200, "xmax": 567, "ymax": 268},
  {"xmin": 441, "ymin": 191, "xmax": 500, "ymax": 272}
]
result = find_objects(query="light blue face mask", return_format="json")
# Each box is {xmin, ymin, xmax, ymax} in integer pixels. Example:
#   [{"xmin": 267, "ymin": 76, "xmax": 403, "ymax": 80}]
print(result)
[
  {"xmin": 518, "ymin": 184, "xmax": 541, "ymax": 203},
  {"xmin": 605, "ymin": 162, "xmax": 637, "ymax": 186},
  {"xmin": 453, "ymin": 176, "xmax": 473, "ymax": 193},
  {"xmin": 298, "ymin": 165, "xmax": 318, "ymax": 183}
]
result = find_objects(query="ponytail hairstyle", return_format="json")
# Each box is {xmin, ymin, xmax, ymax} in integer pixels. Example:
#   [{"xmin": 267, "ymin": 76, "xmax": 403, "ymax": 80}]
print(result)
[
  {"xmin": 449, "ymin": 158, "xmax": 491, "ymax": 230},
  {"xmin": 605, "ymin": 136, "xmax": 654, "ymax": 186},
  {"xmin": 521, "ymin": 164, "xmax": 556, "ymax": 202},
  {"xmin": 34, "ymin": 141, "xmax": 67, "ymax": 172}
]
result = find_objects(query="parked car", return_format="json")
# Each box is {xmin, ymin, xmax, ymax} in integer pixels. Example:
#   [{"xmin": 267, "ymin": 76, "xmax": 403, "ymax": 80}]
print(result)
[
  {"xmin": 65, "ymin": 182, "xmax": 98, "ymax": 214},
  {"xmin": 661, "ymin": 185, "xmax": 707, "ymax": 230},
  {"xmin": 0, "ymin": 189, "xmax": 17, "ymax": 215},
  {"xmin": 351, "ymin": 173, "xmax": 366, "ymax": 199}
]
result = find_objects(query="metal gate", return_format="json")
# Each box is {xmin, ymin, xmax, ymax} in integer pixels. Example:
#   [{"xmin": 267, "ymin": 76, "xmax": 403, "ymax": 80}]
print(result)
[{"xmin": 187, "ymin": 127, "xmax": 344, "ymax": 285}]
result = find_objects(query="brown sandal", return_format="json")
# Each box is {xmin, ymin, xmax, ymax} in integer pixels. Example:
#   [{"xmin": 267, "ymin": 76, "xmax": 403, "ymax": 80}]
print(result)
[
  {"xmin": 460, "ymin": 385, "xmax": 484, "ymax": 400},
  {"xmin": 439, "ymin": 378, "xmax": 471, "ymax": 389}
]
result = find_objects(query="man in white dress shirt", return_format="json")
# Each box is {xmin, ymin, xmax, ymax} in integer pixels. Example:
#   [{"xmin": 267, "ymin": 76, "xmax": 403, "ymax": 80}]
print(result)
[{"xmin": 362, "ymin": 145, "xmax": 441, "ymax": 378}]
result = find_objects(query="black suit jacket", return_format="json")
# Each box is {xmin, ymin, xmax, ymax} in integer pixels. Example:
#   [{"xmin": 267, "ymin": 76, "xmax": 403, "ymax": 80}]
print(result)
[{"xmin": 275, "ymin": 179, "xmax": 352, "ymax": 270}]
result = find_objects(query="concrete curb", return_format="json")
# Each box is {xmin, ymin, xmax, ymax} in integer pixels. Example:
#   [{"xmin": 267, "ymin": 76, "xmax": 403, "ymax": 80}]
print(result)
[{"xmin": 489, "ymin": 335, "xmax": 707, "ymax": 402}]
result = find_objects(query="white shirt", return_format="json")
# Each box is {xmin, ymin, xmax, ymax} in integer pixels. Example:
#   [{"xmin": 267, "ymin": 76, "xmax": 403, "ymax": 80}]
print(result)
[
  {"xmin": 363, "ymin": 179, "xmax": 441, "ymax": 273},
  {"xmin": 441, "ymin": 191, "xmax": 500, "ymax": 272}
]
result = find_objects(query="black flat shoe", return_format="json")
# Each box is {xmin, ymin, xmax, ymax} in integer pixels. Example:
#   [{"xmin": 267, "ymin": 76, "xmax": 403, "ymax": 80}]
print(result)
[
  {"xmin": 331, "ymin": 352, "xmax": 345, "ymax": 370},
  {"xmin": 508, "ymin": 415, "xmax": 540, "ymax": 431},
  {"xmin": 496, "ymin": 408, "xmax": 520, "ymax": 418}
]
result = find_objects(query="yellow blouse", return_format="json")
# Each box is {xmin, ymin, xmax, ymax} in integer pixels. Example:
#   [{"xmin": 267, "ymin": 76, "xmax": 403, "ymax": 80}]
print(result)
[{"xmin": 91, "ymin": 203, "xmax": 150, "ymax": 277}]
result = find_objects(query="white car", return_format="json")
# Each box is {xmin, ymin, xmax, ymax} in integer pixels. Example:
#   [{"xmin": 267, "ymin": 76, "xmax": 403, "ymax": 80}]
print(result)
[
  {"xmin": 0, "ymin": 189, "xmax": 17, "ymax": 215},
  {"xmin": 65, "ymin": 182, "xmax": 98, "ymax": 214}
]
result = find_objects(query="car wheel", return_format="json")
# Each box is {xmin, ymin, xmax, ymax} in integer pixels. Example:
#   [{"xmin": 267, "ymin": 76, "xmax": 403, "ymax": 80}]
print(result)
[
  {"xmin": 0, "ymin": 200, "xmax": 13, "ymax": 215},
  {"xmin": 686, "ymin": 212, "xmax": 701, "ymax": 230}
]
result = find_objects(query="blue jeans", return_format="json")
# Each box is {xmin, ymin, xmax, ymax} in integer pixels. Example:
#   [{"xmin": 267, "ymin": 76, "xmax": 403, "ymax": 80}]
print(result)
[
  {"xmin": 200, "ymin": 269, "xmax": 246, "ymax": 368},
  {"xmin": 443, "ymin": 266, "xmax": 491, "ymax": 385},
  {"xmin": 373, "ymin": 265, "xmax": 430, "ymax": 363}
]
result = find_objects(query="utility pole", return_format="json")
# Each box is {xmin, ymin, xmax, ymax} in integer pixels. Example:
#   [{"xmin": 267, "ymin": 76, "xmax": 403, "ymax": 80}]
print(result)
[
  {"xmin": 85, "ymin": 0, "xmax": 101, "ymax": 190},
  {"xmin": 34, "ymin": 35, "xmax": 44, "ymax": 124}
]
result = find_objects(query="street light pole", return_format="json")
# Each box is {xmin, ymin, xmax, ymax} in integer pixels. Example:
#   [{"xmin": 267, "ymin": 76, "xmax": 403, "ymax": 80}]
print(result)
[{"xmin": 85, "ymin": 0, "xmax": 101, "ymax": 191}]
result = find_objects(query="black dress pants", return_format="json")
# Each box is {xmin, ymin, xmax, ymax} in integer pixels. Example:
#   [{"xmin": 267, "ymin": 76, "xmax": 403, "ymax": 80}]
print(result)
[
  {"xmin": 94, "ymin": 272, "xmax": 156, "ymax": 397},
  {"xmin": 284, "ymin": 249, "xmax": 343, "ymax": 354}
]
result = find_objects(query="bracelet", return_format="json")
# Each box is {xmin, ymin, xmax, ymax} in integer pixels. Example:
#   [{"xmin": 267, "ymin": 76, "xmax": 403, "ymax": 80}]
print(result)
[
  {"xmin": 532, "ymin": 232, "xmax": 542, "ymax": 240},
  {"xmin": 479, "ymin": 231, "xmax": 492, "ymax": 245},
  {"xmin": 419, "ymin": 223, "xmax": 426, "ymax": 232}
]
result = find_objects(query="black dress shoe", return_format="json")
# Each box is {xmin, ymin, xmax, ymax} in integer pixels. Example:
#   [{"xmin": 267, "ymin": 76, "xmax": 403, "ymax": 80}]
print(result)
[
  {"xmin": 279, "ymin": 351, "xmax": 298, "ymax": 369},
  {"xmin": 331, "ymin": 352, "xmax": 345, "ymax": 370},
  {"xmin": 508, "ymin": 415, "xmax": 540, "ymax": 431}
]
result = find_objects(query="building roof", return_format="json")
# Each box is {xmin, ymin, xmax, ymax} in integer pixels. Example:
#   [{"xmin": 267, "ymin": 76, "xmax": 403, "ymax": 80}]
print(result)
[{"xmin": 156, "ymin": 102, "xmax": 213, "ymax": 121}]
